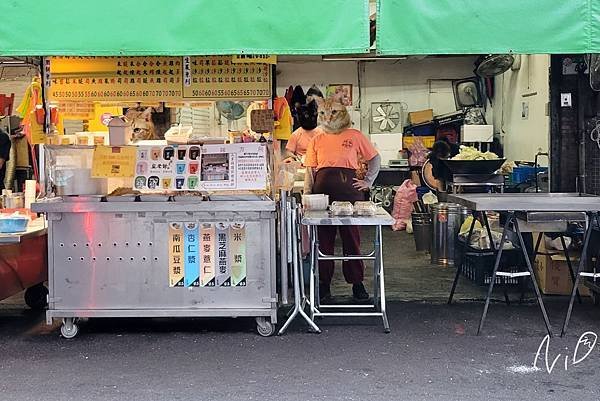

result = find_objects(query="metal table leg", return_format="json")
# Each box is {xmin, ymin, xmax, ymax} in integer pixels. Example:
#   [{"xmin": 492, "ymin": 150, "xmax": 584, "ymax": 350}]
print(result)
[
  {"xmin": 377, "ymin": 225, "xmax": 390, "ymax": 333},
  {"xmin": 448, "ymin": 210, "xmax": 477, "ymax": 304},
  {"xmin": 560, "ymin": 235, "xmax": 582, "ymax": 304},
  {"xmin": 309, "ymin": 225, "xmax": 319, "ymax": 322},
  {"xmin": 477, "ymin": 213, "xmax": 513, "ymax": 335},
  {"xmin": 278, "ymin": 206, "xmax": 321, "ymax": 335},
  {"xmin": 481, "ymin": 212, "xmax": 510, "ymax": 306},
  {"xmin": 513, "ymin": 218, "xmax": 553, "ymax": 337},
  {"xmin": 561, "ymin": 213, "xmax": 599, "ymax": 336}
]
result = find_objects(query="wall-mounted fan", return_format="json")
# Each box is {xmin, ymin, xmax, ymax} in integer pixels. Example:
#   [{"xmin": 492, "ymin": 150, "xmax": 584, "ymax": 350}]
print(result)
[
  {"xmin": 475, "ymin": 54, "xmax": 515, "ymax": 78},
  {"xmin": 370, "ymin": 102, "xmax": 403, "ymax": 134}
]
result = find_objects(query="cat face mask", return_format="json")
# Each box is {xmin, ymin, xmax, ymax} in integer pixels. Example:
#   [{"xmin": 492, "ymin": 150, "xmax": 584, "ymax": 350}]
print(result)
[
  {"xmin": 298, "ymin": 101, "xmax": 318, "ymax": 130},
  {"xmin": 316, "ymin": 98, "xmax": 351, "ymax": 133}
]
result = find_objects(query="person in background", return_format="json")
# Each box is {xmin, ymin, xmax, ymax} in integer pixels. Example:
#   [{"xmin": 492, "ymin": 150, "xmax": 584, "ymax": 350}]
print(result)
[
  {"xmin": 0, "ymin": 127, "xmax": 11, "ymax": 191},
  {"xmin": 422, "ymin": 140, "xmax": 452, "ymax": 193},
  {"xmin": 283, "ymin": 101, "xmax": 321, "ymax": 163},
  {"xmin": 304, "ymin": 97, "xmax": 380, "ymax": 301}
]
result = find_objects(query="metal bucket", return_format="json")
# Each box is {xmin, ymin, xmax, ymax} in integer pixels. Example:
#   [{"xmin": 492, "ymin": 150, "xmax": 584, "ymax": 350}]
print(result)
[
  {"xmin": 411, "ymin": 212, "xmax": 432, "ymax": 252},
  {"xmin": 431, "ymin": 203, "xmax": 468, "ymax": 266}
]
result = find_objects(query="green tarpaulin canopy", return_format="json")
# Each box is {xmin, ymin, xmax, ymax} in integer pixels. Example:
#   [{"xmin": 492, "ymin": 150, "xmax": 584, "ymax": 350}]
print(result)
[
  {"xmin": 0, "ymin": 0, "xmax": 370, "ymax": 56},
  {"xmin": 377, "ymin": 0, "xmax": 600, "ymax": 55}
]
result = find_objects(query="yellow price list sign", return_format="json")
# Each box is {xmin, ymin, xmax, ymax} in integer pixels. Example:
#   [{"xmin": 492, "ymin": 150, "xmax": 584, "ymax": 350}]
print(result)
[{"xmin": 92, "ymin": 145, "xmax": 136, "ymax": 178}]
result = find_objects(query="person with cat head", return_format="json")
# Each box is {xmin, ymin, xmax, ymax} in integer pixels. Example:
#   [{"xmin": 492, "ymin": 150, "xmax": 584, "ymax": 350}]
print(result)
[
  {"xmin": 304, "ymin": 97, "xmax": 381, "ymax": 301},
  {"xmin": 283, "ymin": 100, "xmax": 321, "ymax": 163},
  {"xmin": 125, "ymin": 107, "xmax": 158, "ymax": 142}
]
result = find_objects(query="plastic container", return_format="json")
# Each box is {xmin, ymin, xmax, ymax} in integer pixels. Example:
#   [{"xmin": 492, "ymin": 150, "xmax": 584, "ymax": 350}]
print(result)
[
  {"xmin": 302, "ymin": 194, "xmax": 329, "ymax": 211},
  {"xmin": 511, "ymin": 166, "xmax": 548, "ymax": 184},
  {"xmin": 354, "ymin": 201, "xmax": 377, "ymax": 216},
  {"xmin": 411, "ymin": 212, "xmax": 432, "ymax": 252},
  {"xmin": 330, "ymin": 201, "xmax": 354, "ymax": 216},
  {"xmin": 0, "ymin": 215, "xmax": 29, "ymax": 233}
]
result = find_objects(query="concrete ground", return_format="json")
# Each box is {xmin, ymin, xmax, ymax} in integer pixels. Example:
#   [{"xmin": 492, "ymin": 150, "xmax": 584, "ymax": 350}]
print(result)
[{"xmin": 1, "ymin": 228, "xmax": 599, "ymax": 401}]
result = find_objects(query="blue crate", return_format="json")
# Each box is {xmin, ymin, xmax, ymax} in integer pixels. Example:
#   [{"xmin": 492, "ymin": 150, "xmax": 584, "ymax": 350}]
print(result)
[
  {"xmin": 0, "ymin": 216, "xmax": 28, "ymax": 233},
  {"xmin": 511, "ymin": 166, "xmax": 548, "ymax": 184}
]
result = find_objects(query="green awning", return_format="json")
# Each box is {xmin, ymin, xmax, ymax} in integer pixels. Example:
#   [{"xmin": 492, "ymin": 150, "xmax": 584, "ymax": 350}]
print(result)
[
  {"xmin": 377, "ymin": 0, "xmax": 599, "ymax": 55},
  {"xmin": 0, "ymin": 0, "xmax": 370, "ymax": 56}
]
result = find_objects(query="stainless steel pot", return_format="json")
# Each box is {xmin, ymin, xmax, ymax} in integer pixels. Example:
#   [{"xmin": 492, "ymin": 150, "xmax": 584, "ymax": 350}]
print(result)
[
  {"xmin": 3, "ymin": 193, "xmax": 24, "ymax": 209},
  {"xmin": 431, "ymin": 203, "xmax": 468, "ymax": 266}
]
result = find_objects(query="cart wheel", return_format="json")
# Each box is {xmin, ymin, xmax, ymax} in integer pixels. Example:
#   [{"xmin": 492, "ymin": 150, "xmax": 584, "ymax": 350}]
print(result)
[
  {"xmin": 256, "ymin": 317, "xmax": 276, "ymax": 337},
  {"xmin": 24, "ymin": 284, "xmax": 48, "ymax": 310},
  {"xmin": 60, "ymin": 318, "xmax": 79, "ymax": 339}
]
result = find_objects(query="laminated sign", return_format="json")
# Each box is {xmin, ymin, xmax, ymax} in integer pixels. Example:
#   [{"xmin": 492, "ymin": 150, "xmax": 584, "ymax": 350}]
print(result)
[
  {"xmin": 215, "ymin": 223, "xmax": 231, "ymax": 287},
  {"xmin": 92, "ymin": 146, "xmax": 136, "ymax": 178},
  {"xmin": 168, "ymin": 223, "xmax": 185, "ymax": 287},
  {"xmin": 183, "ymin": 223, "xmax": 200, "ymax": 287},
  {"xmin": 133, "ymin": 143, "xmax": 267, "ymax": 191},
  {"xmin": 200, "ymin": 223, "xmax": 216, "ymax": 287},
  {"xmin": 168, "ymin": 221, "xmax": 247, "ymax": 289},
  {"xmin": 229, "ymin": 222, "xmax": 247, "ymax": 287}
]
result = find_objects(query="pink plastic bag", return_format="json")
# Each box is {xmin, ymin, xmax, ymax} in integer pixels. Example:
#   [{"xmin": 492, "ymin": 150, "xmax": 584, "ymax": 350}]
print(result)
[
  {"xmin": 392, "ymin": 179, "xmax": 418, "ymax": 231},
  {"xmin": 408, "ymin": 138, "xmax": 429, "ymax": 167}
]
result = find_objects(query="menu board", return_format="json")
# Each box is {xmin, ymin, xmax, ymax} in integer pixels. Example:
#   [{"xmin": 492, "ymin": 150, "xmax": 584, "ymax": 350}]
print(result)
[
  {"xmin": 168, "ymin": 222, "xmax": 247, "ymax": 288},
  {"xmin": 183, "ymin": 56, "xmax": 271, "ymax": 99},
  {"xmin": 133, "ymin": 143, "xmax": 268, "ymax": 192},
  {"xmin": 49, "ymin": 56, "xmax": 183, "ymax": 101},
  {"xmin": 48, "ymin": 56, "xmax": 272, "ymax": 102}
]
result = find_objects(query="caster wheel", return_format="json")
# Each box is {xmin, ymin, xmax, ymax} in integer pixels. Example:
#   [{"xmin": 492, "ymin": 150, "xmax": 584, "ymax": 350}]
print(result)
[
  {"xmin": 24, "ymin": 284, "xmax": 48, "ymax": 310},
  {"xmin": 60, "ymin": 319, "xmax": 79, "ymax": 339},
  {"xmin": 256, "ymin": 318, "xmax": 275, "ymax": 337}
]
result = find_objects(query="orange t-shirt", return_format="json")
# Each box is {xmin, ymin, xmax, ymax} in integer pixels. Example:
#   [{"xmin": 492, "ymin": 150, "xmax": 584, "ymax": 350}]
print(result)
[
  {"xmin": 304, "ymin": 129, "xmax": 378, "ymax": 170},
  {"xmin": 286, "ymin": 127, "xmax": 322, "ymax": 157}
]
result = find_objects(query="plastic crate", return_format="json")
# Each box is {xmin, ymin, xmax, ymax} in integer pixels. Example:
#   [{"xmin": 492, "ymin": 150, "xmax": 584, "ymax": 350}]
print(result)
[
  {"xmin": 403, "ymin": 135, "xmax": 435, "ymax": 149},
  {"xmin": 456, "ymin": 238, "xmax": 525, "ymax": 286},
  {"xmin": 405, "ymin": 122, "xmax": 436, "ymax": 136},
  {"xmin": 511, "ymin": 166, "xmax": 548, "ymax": 184}
]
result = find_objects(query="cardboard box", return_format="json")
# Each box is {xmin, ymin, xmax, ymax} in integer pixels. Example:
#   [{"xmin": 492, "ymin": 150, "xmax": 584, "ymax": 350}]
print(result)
[
  {"xmin": 461, "ymin": 124, "xmax": 494, "ymax": 143},
  {"xmin": 408, "ymin": 109, "xmax": 434, "ymax": 125},
  {"xmin": 534, "ymin": 253, "xmax": 590, "ymax": 296}
]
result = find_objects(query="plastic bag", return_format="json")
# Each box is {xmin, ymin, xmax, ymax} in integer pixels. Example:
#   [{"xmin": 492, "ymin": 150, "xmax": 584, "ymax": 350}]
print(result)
[
  {"xmin": 391, "ymin": 179, "xmax": 418, "ymax": 231},
  {"xmin": 274, "ymin": 160, "xmax": 301, "ymax": 191},
  {"xmin": 408, "ymin": 138, "xmax": 429, "ymax": 167}
]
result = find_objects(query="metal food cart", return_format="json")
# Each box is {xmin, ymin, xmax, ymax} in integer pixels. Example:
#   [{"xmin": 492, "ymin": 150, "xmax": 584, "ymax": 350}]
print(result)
[{"xmin": 32, "ymin": 199, "xmax": 278, "ymax": 338}]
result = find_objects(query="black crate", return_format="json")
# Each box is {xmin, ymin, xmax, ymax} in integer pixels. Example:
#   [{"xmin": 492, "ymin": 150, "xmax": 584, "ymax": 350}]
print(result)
[{"xmin": 456, "ymin": 238, "xmax": 526, "ymax": 286}]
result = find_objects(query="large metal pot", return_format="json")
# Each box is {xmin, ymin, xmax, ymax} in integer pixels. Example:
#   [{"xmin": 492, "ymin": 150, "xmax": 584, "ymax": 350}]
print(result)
[{"xmin": 431, "ymin": 203, "xmax": 468, "ymax": 266}]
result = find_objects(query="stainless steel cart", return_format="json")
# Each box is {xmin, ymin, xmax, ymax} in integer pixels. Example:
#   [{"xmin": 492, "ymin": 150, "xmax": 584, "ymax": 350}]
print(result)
[{"xmin": 32, "ymin": 199, "xmax": 278, "ymax": 338}]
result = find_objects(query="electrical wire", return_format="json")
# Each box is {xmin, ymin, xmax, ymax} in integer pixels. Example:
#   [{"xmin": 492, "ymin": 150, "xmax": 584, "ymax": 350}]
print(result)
[
  {"xmin": 586, "ymin": 54, "xmax": 600, "ymax": 92},
  {"xmin": 590, "ymin": 119, "xmax": 600, "ymax": 150}
]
